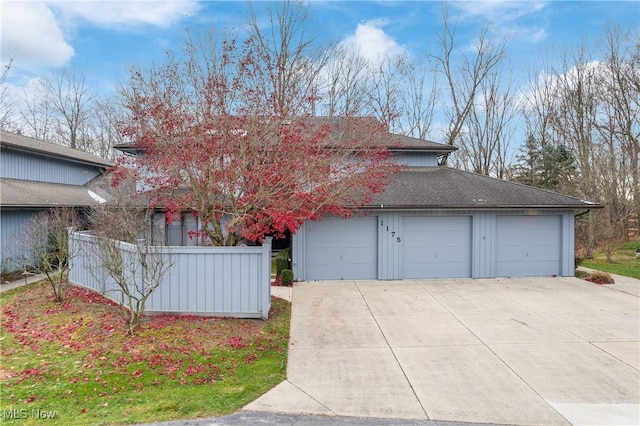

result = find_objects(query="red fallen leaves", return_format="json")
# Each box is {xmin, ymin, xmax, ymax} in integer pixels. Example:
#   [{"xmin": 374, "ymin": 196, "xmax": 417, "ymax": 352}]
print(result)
[
  {"xmin": 21, "ymin": 368, "xmax": 41, "ymax": 378},
  {"xmin": 3, "ymin": 283, "xmax": 283, "ymax": 395},
  {"xmin": 227, "ymin": 336, "xmax": 245, "ymax": 349}
]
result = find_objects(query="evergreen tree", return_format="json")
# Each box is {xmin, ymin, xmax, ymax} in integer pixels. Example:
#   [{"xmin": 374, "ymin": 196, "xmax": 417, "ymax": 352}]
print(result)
[{"xmin": 513, "ymin": 134, "xmax": 576, "ymax": 192}]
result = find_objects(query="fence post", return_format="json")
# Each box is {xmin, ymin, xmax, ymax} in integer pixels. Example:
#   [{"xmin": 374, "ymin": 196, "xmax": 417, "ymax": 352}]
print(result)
[
  {"xmin": 261, "ymin": 237, "xmax": 273, "ymax": 320},
  {"xmin": 67, "ymin": 227, "xmax": 75, "ymax": 284},
  {"xmin": 137, "ymin": 238, "xmax": 146, "ymax": 292}
]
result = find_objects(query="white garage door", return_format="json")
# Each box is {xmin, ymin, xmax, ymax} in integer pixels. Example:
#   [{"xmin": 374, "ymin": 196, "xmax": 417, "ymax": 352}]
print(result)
[
  {"xmin": 305, "ymin": 216, "xmax": 377, "ymax": 280},
  {"xmin": 496, "ymin": 215, "xmax": 561, "ymax": 277},
  {"xmin": 403, "ymin": 216, "xmax": 472, "ymax": 279}
]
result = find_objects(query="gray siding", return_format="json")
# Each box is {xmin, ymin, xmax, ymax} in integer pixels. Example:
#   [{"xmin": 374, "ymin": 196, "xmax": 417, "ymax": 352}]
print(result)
[
  {"xmin": 1, "ymin": 149, "xmax": 101, "ymax": 185},
  {"xmin": 292, "ymin": 210, "xmax": 576, "ymax": 280},
  {"xmin": 393, "ymin": 151, "xmax": 439, "ymax": 167},
  {"xmin": 0, "ymin": 209, "xmax": 42, "ymax": 271}
]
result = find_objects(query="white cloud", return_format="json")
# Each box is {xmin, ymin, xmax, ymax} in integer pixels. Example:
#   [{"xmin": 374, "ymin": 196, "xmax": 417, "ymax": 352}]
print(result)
[
  {"xmin": 1, "ymin": 2, "xmax": 74, "ymax": 70},
  {"xmin": 456, "ymin": 0, "xmax": 547, "ymax": 21},
  {"xmin": 455, "ymin": 1, "xmax": 549, "ymax": 43},
  {"xmin": 50, "ymin": 0, "xmax": 201, "ymax": 28},
  {"xmin": 0, "ymin": 0, "xmax": 200, "ymax": 71},
  {"xmin": 339, "ymin": 19, "xmax": 407, "ymax": 66}
]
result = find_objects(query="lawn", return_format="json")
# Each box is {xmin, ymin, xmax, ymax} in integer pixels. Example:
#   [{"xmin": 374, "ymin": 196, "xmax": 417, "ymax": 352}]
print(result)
[
  {"xmin": 581, "ymin": 239, "xmax": 640, "ymax": 279},
  {"xmin": 0, "ymin": 281, "xmax": 290, "ymax": 425}
]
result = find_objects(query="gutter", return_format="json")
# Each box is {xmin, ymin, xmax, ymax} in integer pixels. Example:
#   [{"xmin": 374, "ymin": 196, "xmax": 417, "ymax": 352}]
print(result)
[{"xmin": 352, "ymin": 204, "xmax": 604, "ymax": 211}]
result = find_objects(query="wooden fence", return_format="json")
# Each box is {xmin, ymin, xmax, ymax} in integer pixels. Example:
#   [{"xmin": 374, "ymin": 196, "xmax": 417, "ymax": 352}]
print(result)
[{"xmin": 69, "ymin": 231, "xmax": 272, "ymax": 319}]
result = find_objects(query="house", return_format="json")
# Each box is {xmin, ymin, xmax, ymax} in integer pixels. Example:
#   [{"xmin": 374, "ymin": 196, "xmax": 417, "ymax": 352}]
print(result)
[
  {"xmin": 0, "ymin": 130, "xmax": 112, "ymax": 272},
  {"xmin": 292, "ymin": 129, "xmax": 599, "ymax": 280},
  {"xmin": 114, "ymin": 118, "xmax": 599, "ymax": 281}
]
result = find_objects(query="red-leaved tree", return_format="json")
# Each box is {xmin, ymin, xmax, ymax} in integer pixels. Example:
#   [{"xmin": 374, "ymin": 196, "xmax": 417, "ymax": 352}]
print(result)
[{"xmin": 113, "ymin": 3, "xmax": 401, "ymax": 246}]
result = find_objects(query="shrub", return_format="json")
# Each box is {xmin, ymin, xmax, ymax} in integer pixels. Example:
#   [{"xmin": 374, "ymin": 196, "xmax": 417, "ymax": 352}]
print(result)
[
  {"xmin": 281, "ymin": 269, "xmax": 294, "ymax": 286},
  {"xmin": 275, "ymin": 257, "xmax": 289, "ymax": 274},
  {"xmin": 275, "ymin": 248, "xmax": 290, "ymax": 274},
  {"xmin": 585, "ymin": 271, "xmax": 615, "ymax": 285},
  {"xmin": 574, "ymin": 270, "xmax": 589, "ymax": 279}
]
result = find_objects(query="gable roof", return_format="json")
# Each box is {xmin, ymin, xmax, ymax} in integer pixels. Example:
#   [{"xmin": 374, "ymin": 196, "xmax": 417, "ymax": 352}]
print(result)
[
  {"xmin": 366, "ymin": 167, "xmax": 600, "ymax": 210},
  {"xmin": 0, "ymin": 130, "xmax": 112, "ymax": 168}
]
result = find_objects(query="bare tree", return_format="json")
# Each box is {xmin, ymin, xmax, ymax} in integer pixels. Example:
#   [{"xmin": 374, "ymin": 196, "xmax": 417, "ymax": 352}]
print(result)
[
  {"xmin": 16, "ymin": 208, "xmax": 80, "ymax": 301},
  {"xmin": 90, "ymin": 97, "xmax": 127, "ymax": 160},
  {"xmin": 365, "ymin": 55, "xmax": 406, "ymax": 132},
  {"xmin": 597, "ymin": 26, "xmax": 640, "ymax": 240},
  {"xmin": 248, "ymin": 0, "xmax": 332, "ymax": 118},
  {"xmin": 0, "ymin": 59, "xmax": 14, "ymax": 130},
  {"xmin": 45, "ymin": 68, "xmax": 96, "ymax": 151},
  {"xmin": 86, "ymin": 195, "xmax": 173, "ymax": 335},
  {"xmin": 524, "ymin": 28, "xmax": 639, "ymax": 256},
  {"xmin": 454, "ymin": 69, "xmax": 517, "ymax": 178},
  {"xmin": 20, "ymin": 78, "xmax": 56, "ymax": 141},
  {"xmin": 319, "ymin": 44, "xmax": 371, "ymax": 117},
  {"xmin": 396, "ymin": 58, "xmax": 438, "ymax": 140},
  {"xmin": 432, "ymin": 7, "xmax": 508, "ymax": 164}
]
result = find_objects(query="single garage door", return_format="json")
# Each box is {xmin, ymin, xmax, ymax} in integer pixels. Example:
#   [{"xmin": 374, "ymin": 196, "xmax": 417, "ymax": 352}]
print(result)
[
  {"xmin": 496, "ymin": 215, "xmax": 561, "ymax": 277},
  {"xmin": 403, "ymin": 216, "xmax": 472, "ymax": 279},
  {"xmin": 305, "ymin": 216, "xmax": 377, "ymax": 280}
]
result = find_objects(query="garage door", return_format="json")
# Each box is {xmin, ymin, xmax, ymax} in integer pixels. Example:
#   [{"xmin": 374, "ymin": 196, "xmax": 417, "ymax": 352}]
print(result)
[
  {"xmin": 496, "ymin": 216, "xmax": 561, "ymax": 277},
  {"xmin": 403, "ymin": 216, "xmax": 472, "ymax": 279},
  {"xmin": 305, "ymin": 216, "xmax": 377, "ymax": 280}
]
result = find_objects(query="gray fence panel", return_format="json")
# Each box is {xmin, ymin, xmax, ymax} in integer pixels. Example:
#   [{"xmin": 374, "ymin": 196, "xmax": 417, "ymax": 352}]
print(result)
[{"xmin": 69, "ymin": 231, "xmax": 272, "ymax": 319}]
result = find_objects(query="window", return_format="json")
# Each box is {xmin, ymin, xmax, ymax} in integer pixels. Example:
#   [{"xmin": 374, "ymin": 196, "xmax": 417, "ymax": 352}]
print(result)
[{"xmin": 152, "ymin": 212, "xmax": 201, "ymax": 246}]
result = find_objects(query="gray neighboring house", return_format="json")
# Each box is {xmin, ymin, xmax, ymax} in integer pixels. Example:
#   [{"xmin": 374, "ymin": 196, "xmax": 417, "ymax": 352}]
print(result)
[
  {"xmin": 291, "ymin": 131, "xmax": 600, "ymax": 280},
  {"xmin": 0, "ymin": 130, "xmax": 113, "ymax": 272}
]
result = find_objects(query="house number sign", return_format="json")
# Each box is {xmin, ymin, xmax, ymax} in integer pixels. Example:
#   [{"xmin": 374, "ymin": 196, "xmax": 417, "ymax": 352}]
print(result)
[{"xmin": 382, "ymin": 221, "xmax": 402, "ymax": 243}]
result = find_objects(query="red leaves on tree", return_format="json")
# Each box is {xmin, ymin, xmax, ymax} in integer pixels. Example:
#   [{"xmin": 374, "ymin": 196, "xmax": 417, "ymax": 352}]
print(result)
[{"xmin": 113, "ymin": 32, "xmax": 402, "ymax": 246}]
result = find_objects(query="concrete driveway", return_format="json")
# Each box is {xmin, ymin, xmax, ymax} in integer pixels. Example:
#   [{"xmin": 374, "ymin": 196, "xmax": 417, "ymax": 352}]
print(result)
[{"xmin": 246, "ymin": 276, "xmax": 640, "ymax": 425}]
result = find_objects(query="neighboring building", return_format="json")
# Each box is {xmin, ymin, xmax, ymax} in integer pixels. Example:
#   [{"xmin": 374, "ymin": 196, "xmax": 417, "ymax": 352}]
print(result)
[
  {"xmin": 115, "ymin": 118, "xmax": 600, "ymax": 281},
  {"xmin": 0, "ymin": 130, "xmax": 113, "ymax": 272}
]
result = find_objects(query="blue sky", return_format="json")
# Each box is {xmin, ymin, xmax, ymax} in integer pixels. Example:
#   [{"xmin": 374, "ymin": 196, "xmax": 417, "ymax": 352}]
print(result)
[
  {"xmin": 2, "ymin": 0, "xmax": 639, "ymax": 135},
  {"xmin": 3, "ymin": 1, "xmax": 638, "ymax": 85}
]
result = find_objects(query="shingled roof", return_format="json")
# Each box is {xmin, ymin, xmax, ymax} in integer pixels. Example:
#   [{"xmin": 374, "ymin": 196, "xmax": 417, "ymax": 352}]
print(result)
[
  {"xmin": 366, "ymin": 167, "xmax": 599, "ymax": 210},
  {"xmin": 114, "ymin": 117, "xmax": 456, "ymax": 154},
  {"xmin": 1, "ymin": 178, "xmax": 112, "ymax": 208},
  {"xmin": 1, "ymin": 130, "xmax": 112, "ymax": 167}
]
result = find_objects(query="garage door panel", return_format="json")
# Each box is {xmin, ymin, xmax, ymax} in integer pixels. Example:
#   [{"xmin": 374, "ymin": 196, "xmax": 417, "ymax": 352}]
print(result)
[
  {"xmin": 497, "ymin": 246, "xmax": 559, "ymax": 262},
  {"xmin": 496, "ymin": 216, "xmax": 561, "ymax": 277},
  {"xmin": 403, "ymin": 216, "xmax": 472, "ymax": 279},
  {"xmin": 305, "ymin": 216, "xmax": 377, "ymax": 280}
]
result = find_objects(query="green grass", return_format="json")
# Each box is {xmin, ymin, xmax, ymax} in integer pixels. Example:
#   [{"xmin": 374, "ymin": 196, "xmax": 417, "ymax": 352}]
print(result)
[
  {"xmin": 580, "ymin": 239, "xmax": 640, "ymax": 279},
  {"xmin": 1, "ymin": 281, "xmax": 290, "ymax": 425}
]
